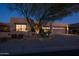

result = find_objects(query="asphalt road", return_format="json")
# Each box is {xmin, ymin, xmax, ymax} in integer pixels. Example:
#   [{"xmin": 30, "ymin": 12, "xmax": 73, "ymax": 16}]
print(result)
[{"xmin": 0, "ymin": 34, "xmax": 79, "ymax": 55}]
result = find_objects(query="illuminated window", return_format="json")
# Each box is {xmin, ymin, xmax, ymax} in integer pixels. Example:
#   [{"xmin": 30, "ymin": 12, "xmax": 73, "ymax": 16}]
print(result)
[{"xmin": 16, "ymin": 24, "xmax": 27, "ymax": 32}]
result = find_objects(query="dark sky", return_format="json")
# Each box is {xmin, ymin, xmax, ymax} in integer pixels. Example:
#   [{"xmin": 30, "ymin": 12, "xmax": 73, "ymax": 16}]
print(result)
[
  {"xmin": 0, "ymin": 4, "xmax": 24, "ymax": 23},
  {"xmin": 0, "ymin": 4, "xmax": 79, "ymax": 24}
]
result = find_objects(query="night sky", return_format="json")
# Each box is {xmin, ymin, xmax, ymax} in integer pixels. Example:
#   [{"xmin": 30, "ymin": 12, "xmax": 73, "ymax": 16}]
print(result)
[
  {"xmin": 0, "ymin": 4, "xmax": 79, "ymax": 24},
  {"xmin": 0, "ymin": 4, "xmax": 24, "ymax": 23}
]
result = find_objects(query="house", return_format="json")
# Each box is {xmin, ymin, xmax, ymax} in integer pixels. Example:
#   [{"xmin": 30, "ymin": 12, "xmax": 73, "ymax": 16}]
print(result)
[
  {"xmin": 8, "ymin": 17, "xmax": 68, "ymax": 34},
  {"xmin": 0, "ymin": 23, "xmax": 10, "ymax": 32},
  {"xmin": 69, "ymin": 23, "xmax": 79, "ymax": 34},
  {"xmin": 0, "ymin": 17, "xmax": 69, "ymax": 39},
  {"xmin": 0, "ymin": 23, "xmax": 10, "ymax": 38},
  {"xmin": 10, "ymin": 17, "xmax": 31, "ymax": 32},
  {"xmin": 42, "ymin": 22, "xmax": 68, "ymax": 34}
]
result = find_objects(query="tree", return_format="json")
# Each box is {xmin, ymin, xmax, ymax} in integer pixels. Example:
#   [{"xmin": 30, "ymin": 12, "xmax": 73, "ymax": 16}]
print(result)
[
  {"xmin": 8, "ymin": 3, "xmax": 51, "ymax": 33},
  {"xmin": 7, "ymin": 3, "xmax": 79, "ymax": 36},
  {"xmin": 47, "ymin": 4, "xmax": 79, "ymax": 20}
]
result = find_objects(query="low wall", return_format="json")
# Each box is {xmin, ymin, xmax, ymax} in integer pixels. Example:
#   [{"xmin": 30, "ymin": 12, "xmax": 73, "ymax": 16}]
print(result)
[{"xmin": 0, "ymin": 32, "xmax": 40, "ymax": 40}]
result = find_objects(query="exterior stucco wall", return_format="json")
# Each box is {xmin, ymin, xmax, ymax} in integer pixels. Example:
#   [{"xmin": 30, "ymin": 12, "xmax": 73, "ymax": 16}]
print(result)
[
  {"xmin": 10, "ymin": 18, "xmax": 31, "ymax": 32},
  {"xmin": 42, "ymin": 22, "xmax": 67, "ymax": 34}
]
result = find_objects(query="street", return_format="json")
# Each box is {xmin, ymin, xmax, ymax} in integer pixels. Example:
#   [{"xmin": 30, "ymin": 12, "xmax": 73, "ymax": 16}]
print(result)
[{"xmin": 0, "ymin": 34, "xmax": 79, "ymax": 55}]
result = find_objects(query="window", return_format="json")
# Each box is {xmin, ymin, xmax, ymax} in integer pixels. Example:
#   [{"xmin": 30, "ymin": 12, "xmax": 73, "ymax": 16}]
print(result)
[{"xmin": 16, "ymin": 24, "xmax": 27, "ymax": 32}]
